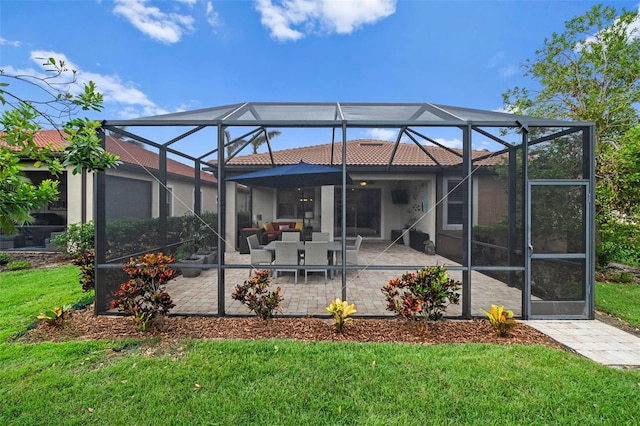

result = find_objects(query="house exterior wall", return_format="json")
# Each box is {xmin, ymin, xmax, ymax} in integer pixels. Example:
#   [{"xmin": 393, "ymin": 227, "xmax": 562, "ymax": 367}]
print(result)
[
  {"xmin": 241, "ymin": 172, "xmax": 437, "ymax": 247},
  {"xmin": 18, "ymin": 165, "xmax": 218, "ymax": 230},
  {"xmin": 105, "ymin": 169, "xmax": 217, "ymax": 219},
  {"xmin": 436, "ymin": 172, "xmax": 508, "ymax": 258},
  {"xmin": 66, "ymin": 170, "xmax": 94, "ymax": 224}
]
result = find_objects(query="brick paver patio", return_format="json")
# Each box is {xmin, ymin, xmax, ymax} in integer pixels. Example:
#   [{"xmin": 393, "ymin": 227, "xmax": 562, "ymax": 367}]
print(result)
[{"xmin": 166, "ymin": 241, "xmax": 525, "ymax": 317}]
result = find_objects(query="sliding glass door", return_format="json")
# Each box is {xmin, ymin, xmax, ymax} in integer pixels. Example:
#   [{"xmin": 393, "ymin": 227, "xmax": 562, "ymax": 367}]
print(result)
[{"xmin": 334, "ymin": 188, "xmax": 381, "ymax": 237}]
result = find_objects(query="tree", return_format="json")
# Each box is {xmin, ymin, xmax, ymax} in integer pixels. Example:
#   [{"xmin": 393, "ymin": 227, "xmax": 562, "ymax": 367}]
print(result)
[
  {"xmin": 502, "ymin": 4, "xmax": 640, "ymax": 223},
  {"xmin": 225, "ymin": 129, "xmax": 281, "ymax": 156},
  {"xmin": 224, "ymin": 129, "xmax": 243, "ymax": 157},
  {"xmin": 599, "ymin": 126, "xmax": 640, "ymax": 219},
  {"xmin": 0, "ymin": 57, "xmax": 120, "ymax": 235},
  {"xmin": 249, "ymin": 130, "xmax": 281, "ymax": 154}
]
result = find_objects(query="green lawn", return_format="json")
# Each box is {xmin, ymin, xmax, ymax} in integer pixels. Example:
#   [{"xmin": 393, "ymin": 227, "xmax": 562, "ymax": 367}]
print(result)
[
  {"xmin": 1, "ymin": 266, "xmax": 639, "ymax": 425},
  {"xmin": 0, "ymin": 265, "xmax": 86, "ymax": 341},
  {"xmin": 596, "ymin": 281, "xmax": 640, "ymax": 328}
]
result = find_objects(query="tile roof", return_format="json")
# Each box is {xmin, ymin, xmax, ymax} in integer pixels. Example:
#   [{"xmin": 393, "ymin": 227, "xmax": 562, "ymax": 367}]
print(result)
[
  {"xmin": 1, "ymin": 130, "xmax": 216, "ymax": 183},
  {"xmin": 223, "ymin": 139, "xmax": 502, "ymax": 168}
]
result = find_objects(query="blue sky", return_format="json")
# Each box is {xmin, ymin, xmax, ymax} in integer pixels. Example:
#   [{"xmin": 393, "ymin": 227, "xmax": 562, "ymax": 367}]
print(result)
[{"xmin": 1, "ymin": 0, "xmax": 638, "ymax": 156}]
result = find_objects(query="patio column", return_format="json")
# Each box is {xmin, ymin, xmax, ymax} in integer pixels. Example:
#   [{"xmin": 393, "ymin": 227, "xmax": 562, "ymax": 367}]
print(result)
[
  {"xmin": 320, "ymin": 186, "xmax": 334, "ymax": 239},
  {"xmin": 225, "ymin": 180, "xmax": 238, "ymax": 250},
  {"xmin": 217, "ymin": 124, "xmax": 226, "ymax": 315},
  {"xmin": 462, "ymin": 125, "xmax": 472, "ymax": 319},
  {"xmin": 94, "ymin": 128, "xmax": 108, "ymax": 315}
]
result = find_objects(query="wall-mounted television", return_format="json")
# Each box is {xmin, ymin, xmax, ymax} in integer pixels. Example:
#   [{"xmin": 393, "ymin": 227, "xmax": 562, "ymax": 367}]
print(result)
[{"xmin": 391, "ymin": 190, "xmax": 408, "ymax": 204}]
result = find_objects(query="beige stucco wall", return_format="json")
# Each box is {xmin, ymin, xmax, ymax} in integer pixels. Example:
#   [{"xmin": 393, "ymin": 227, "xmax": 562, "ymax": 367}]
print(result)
[
  {"xmin": 237, "ymin": 172, "xmax": 437, "ymax": 248},
  {"xmin": 104, "ymin": 169, "xmax": 217, "ymax": 218},
  {"xmin": 20, "ymin": 163, "xmax": 217, "ymax": 226}
]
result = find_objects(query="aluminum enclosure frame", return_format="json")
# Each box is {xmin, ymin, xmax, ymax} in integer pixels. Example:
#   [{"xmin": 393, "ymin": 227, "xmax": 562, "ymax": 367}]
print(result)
[{"xmin": 96, "ymin": 102, "xmax": 595, "ymax": 320}]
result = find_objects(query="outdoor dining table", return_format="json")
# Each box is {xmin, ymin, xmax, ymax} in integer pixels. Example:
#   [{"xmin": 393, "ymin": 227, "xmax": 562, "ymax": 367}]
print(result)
[{"xmin": 263, "ymin": 240, "xmax": 342, "ymax": 278}]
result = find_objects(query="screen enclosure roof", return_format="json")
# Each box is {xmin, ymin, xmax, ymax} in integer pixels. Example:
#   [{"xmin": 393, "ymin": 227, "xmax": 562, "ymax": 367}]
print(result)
[{"xmin": 103, "ymin": 101, "xmax": 591, "ymax": 128}]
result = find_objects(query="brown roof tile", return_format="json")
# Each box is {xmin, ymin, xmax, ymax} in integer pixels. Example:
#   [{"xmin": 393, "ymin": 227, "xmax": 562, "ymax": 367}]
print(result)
[
  {"xmin": 224, "ymin": 139, "xmax": 502, "ymax": 168},
  {"xmin": 1, "ymin": 130, "xmax": 216, "ymax": 183}
]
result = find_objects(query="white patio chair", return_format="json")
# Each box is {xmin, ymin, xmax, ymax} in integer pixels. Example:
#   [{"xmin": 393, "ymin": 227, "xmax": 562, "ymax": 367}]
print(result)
[
  {"xmin": 338, "ymin": 235, "xmax": 363, "ymax": 269},
  {"xmin": 273, "ymin": 241, "xmax": 298, "ymax": 283},
  {"xmin": 281, "ymin": 231, "xmax": 301, "ymax": 242},
  {"xmin": 311, "ymin": 232, "xmax": 330, "ymax": 241},
  {"xmin": 303, "ymin": 241, "xmax": 328, "ymax": 283},
  {"xmin": 247, "ymin": 235, "xmax": 272, "ymax": 276}
]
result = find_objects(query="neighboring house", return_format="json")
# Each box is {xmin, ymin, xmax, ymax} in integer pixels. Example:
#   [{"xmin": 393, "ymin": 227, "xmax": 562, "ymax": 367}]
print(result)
[
  {"xmin": 222, "ymin": 139, "xmax": 505, "ymax": 251},
  {"xmin": 1, "ymin": 130, "xmax": 217, "ymax": 248}
]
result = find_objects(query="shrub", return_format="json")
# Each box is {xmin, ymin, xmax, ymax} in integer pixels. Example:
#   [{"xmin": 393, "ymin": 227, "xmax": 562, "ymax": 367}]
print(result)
[
  {"xmin": 381, "ymin": 265, "xmax": 461, "ymax": 321},
  {"xmin": 53, "ymin": 221, "xmax": 94, "ymax": 258},
  {"xmin": 326, "ymin": 298, "xmax": 356, "ymax": 333},
  {"xmin": 232, "ymin": 269, "xmax": 283, "ymax": 320},
  {"xmin": 7, "ymin": 260, "xmax": 31, "ymax": 271},
  {"xmin": 597, "ymin": 219, "xmax": 640, "ymax": 267},
  {"xmin": 482, "ymin": 305, "xmax": 516, "ymax": 337},
  {"xmin": 37, "ymin": 305, "xmax": 71, "ymax": 327},
  {"xmin": 72, "ymin": 248, "xmax": 95, "ymax": 292},
  {"xmin": 0, "ymin": 252, "xmax": 10, "ymax": 264},
  {"xmin": 110, "ymin": 252, "xmax": 178, "ymax": 332}
]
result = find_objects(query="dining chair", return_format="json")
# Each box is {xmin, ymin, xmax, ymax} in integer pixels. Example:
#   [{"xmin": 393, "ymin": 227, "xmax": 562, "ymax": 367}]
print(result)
[
  {"xmin": 247, "ymin": 235, "xmax": 273, "ymax": 276},
  {"xmin": 303, "ymin": 241, "xmax": 328, "ymax": 283},
  {"xmin": 273, "ymin": 241, "xmax": 298, "ymax": 283},
  {"xmin": 311, "ymin": 232, "xmax": 330, "ymax": 241},
  {"xmin": 338, "ymin": 235, "xmax": 363, "ymax": 270},
  {"xmin": 282, "ymin": 231, "xmax": 301, "ymax": 242}
]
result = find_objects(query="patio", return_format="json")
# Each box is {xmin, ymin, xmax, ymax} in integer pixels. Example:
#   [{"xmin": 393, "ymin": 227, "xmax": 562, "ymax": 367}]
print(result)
[{"xmin": 166, "ymin": 240, "xmax": 527, "ymax": 317}]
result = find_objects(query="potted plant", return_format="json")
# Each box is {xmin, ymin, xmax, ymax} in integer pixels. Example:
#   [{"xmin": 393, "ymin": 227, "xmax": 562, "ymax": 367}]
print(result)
[{"xmin": 178, "ymin": 214, "xmax": 206, "ymax": 278}]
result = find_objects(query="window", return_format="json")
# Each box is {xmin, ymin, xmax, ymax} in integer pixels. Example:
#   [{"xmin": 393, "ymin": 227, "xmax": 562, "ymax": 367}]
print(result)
[
  {"xmin": 166, "ymin": 186, "xmax": 174, "ymax": 216},
  {"xmin": 443, "ymin": 178, "xmax": 463, "ymax": 230},
  {"xmin": 442, "ymin": 177, "xmax": 478, "ymax": 230},
  {"xmin": 277, "ymin": 188, "xmax": 314, "ymax": 219}
]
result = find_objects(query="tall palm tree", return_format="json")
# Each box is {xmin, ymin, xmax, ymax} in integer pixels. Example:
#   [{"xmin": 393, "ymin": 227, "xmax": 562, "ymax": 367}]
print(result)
[
  {"xmin": 225, "ymin": 129, "xmax": 281, "ymax": 156},
  {"xmin": 251, "ymin": 130, "xmax": 281, "ymax": 154},
  {"xmin": 225, "ymin": 130, "xmax": 245, "ymax": 157}
]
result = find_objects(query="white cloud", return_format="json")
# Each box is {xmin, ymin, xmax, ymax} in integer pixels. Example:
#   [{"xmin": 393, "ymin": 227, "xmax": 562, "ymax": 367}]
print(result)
[
  {"xmin": 499, "ymin": 65, "xmax": 518, "ymax": 78},
  {"xmin": 432, "ymin": 137, "xmax": 462, "ymax": 149},
  {"xmin": 581, "ymin": 4, "xmax": 640, "ymax": 48},
  {"xmin": 3, "ymin": 50, "xmax": 167, "ymax": 118},
  {"xmin": 113, "ymin": 0, "xmax": 195, "ymax": 44},
  {"xmin": 0, "ymin": 37, "xmax": 21, "ymax": 47},
  {"xmin": 206, "ymin": 1, "xmax": 221, "ymax": 27},
  {"xmin": 255, "ymin": 0, "xmax": 396, "ymax": 41},
  {"xmin": 493, "ymin": 105, "xmax": 518, "ymax": 114},
  {"xmin": 486, "ymin": 51, "xmax": 518, "ymax": 79},
  {"xmin": 366, "ymin": 128, "xmax": 397, "ymax": 141}
]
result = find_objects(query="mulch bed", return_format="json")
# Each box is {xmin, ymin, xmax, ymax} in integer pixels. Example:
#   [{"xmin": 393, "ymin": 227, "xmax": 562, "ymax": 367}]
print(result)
[
  {"xmin": 20, "ymin": 306, "xmax": 563, "ymax": 348},
  {"xmin": 0, "ymin": 250, "xmax": 72, "ymax": 272}
]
